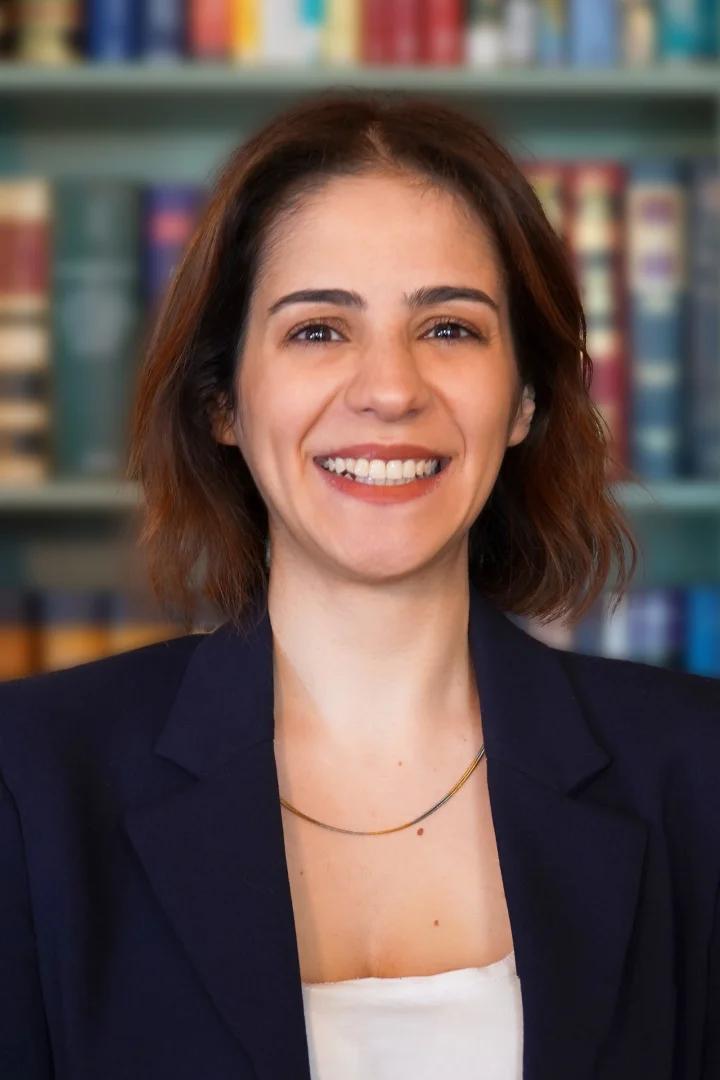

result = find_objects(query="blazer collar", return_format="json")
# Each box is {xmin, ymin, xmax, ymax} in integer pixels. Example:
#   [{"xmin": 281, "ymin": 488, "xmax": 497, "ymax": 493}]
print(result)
[
  {"xmin": 152, "ymin": 581, "xmax": 609, "ymax": 792},
  {"xmin": 124, "ymin": 582, "xmax": 648, "ymax": 1080}
]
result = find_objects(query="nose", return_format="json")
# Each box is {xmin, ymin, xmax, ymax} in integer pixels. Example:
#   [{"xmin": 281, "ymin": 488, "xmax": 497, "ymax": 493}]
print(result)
[{"xmin": 343, "ymin": 341, "xmax": 433, "ymax": 420}]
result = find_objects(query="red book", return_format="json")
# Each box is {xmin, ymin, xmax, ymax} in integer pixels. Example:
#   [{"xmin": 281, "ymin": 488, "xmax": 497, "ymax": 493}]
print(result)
[
  {"xmin": 0, "ymin": 179, "xmax": 52, "ymax": 485},
  {"xmin": 565, "ymin": 162, "xmax": 629, "ymax": 481},
  {"xmin": 420, "ymin": 0, "xmax": 463, "ymax": 65},
  {"xmin": 187, "ymin": 0, "xmax": 230, "ymax": 59},
  {"xmin": 388, "ymin": 0, "xmax": 422, "ymax": 63},
  {"xmin": 362, "ymin": 0, "xmax": 392, "ymax": 63}
]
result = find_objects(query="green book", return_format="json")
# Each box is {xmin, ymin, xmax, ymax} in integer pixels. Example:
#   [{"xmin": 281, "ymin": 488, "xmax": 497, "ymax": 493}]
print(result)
[{"xmin": 52, "ymin": 180, "xmax": 141, "ymax": 478}]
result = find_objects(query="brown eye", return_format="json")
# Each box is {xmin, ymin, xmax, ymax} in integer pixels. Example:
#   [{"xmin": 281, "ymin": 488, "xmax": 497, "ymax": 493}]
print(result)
[
  {"xmin": 288, "ymin": 322, "xmax": 344, "ymax": 345},
  {"xmin": 425, "ymin": 319, "xmax": 487, "ymax": 343}
]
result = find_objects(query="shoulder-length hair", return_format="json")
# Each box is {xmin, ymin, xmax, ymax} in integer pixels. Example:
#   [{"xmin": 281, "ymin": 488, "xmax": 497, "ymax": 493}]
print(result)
[{"xmin": 127, "ymin": 90, "xmax": 639, "ymax": 634}]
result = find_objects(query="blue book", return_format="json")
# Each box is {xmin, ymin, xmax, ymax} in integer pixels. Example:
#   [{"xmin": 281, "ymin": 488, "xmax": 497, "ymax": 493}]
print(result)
[
  {"xmin": 700, "ymin": 0, "xmax": 719, "ymax": 56},
  {"xmin": 685, "ymin": 587, "xmax": 720, "ymax": 677},
  {"xmin": 142, "ymin": 184, "xmax": 205, "ymax": 309},
  {"xmin": 627, "ymin": 588, "xmax": 685, "ymax": 670},
  {"xmin": 627, "ymin": 160, "xmax": 688, "ymax": 480},
  {"xmin": 686, "ymin": 158, "xmax": 720, "ymax": 478},
  {"xmin": 537, "ymin": 0, "xmax": 566, "ymax": 66},
  {"xmin": 659, "ymin": 0, "xmax": 706, "ymax": 59},
  {"xmin": 86, "ymin": 0, "xmax": 137, "ymax": 59},
  {"xmin": 137, "ymin": 0, "xmax": 185, "ymax": 61},
  {"xmin": 568, "ymin": 0, "xmax": 619, "ymax": 67}
]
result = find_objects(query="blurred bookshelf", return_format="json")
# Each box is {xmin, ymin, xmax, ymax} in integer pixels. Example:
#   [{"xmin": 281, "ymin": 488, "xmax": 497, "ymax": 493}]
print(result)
[{"xmin": 0, "ymin": 0, "xmax": 719, "ymax": 679}]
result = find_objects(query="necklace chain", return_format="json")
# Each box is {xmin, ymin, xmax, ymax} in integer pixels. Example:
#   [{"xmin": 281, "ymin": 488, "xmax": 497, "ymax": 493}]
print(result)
[{"xmin": 278, "ymin": 743, "xmax": 486, "ymax": 836}]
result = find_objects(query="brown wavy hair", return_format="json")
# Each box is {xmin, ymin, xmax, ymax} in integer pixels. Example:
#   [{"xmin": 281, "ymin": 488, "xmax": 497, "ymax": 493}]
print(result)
[{"xmin": 127, "ymin": 90, "xmax": 639, "ymax": 635}]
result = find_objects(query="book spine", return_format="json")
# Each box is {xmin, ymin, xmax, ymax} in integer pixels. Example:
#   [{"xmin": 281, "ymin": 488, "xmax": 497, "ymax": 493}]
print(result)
[
  {"xmin": 686, "ymin": 157, "xmax": 720, "ymax": 478},
  {"xmin": 626, "ymin": 160, "xmax": 688, "ymax": 480},
  {"xmin": 465, "ymin": 0, "xmax": 504, "ymax": 66},
  {"xmin": 658, "ymin": 0, "xmax": 705, "ymax": 60},
  {"xmin": 52, "ymin": 180, "xmax": 142, "ymax": 478},
  {"xmin": 620, "ymin": 0, "xmax": 657, "ymax": 65},
  {"xmin": 142, "ymin": 184, "xmax": 204, "ymax": 312},
  {"xmin": 262, "ymin": 0, "xmax": 306, "ymax": 61},
  {"xmin": 388, "ymin": 0, "xmax": 422, "ymax": 63},
  {"xmin": 568, "ymin": 0, "xmax": 619, "ymax": 67},
  {"xmin": 0, "ymin": 179, "xmax": 52, "ymax": 485},
  {"xmin": 298, "ymin": 0, "xmax": 324, "ymax": 64},
  {"xmin": 503, "ymin": 0, "xmax": 536, "ymax": 65},
  {"xmin": 522, "ymin": 160, "xmax": 569, "ymax": 242},
  {"xmin": 15, "ymin": 0, "xmax": 80, "ymax": 63},
  {"xmin": 685, "ymin": 586, "xmax": 720, "ymax": 676},
  {"xmin": 229, "ymin": 0, "xmax": 261, "ymax": 62},
  {"xmin": 566, "ymin": 162, "xmax": 629, "ymax": 479},
  {"xmin": 137, "ymin": 0, "xmax": 185, "ymax": 60},
  {"xmin": 86, "ymin": 0, "xmax": 137, "ymax": 60},
  {"xmin": 537, "ymin": 0, "xmax": 566, "ymax": 66},
  {"xmin": 362, "ymin": 0, "xmax": 391, "ymax": 62},
  {"xmin": 626, "ymin": 588, "xmax": 685, "ymax": 669},
  {"xmin": 187, "ymin": 0, "xmax": 230, "ymax": 59},
  {"xmin": 322, "ymin": 0, "xmax": 360, "ymax": 63},
  {"xmin": 420, "ymin": 0, "xmax": 462, "ymax": 64}
]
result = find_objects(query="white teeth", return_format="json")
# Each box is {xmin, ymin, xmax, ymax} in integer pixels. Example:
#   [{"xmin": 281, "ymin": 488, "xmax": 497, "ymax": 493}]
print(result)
[{"xmin": 319, "ymin": 455, "xmax": 443, "ymax": 485}]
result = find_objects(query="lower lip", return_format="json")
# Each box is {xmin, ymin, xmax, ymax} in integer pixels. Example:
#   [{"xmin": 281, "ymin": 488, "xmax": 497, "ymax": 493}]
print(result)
[{"xmin": 314, "ymin": 461, "xmax": 450, "ymax": 503}]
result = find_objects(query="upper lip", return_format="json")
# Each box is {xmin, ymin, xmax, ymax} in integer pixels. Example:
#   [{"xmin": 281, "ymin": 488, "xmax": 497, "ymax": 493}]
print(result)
[{"xmin": 314, "ymin": 443, "xmax": 449, "ymax": 461}]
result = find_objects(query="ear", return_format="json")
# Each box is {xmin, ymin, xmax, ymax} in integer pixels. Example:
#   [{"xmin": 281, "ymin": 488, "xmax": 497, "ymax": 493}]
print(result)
[
  {"xmin": 209, "ymin": 395, "xmax": 239, "ymax": 448},
  {"xmin": 507, "ymin": 384, "xmax": 535, "ymax": 448}
]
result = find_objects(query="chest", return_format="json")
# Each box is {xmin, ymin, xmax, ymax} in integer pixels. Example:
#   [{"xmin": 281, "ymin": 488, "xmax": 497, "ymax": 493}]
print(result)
[{"xmin": 279, "ymin": 765, "xmax": 515, "ymax": 984}]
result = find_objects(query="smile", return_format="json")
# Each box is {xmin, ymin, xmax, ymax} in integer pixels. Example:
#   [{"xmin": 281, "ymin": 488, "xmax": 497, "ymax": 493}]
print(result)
[{"xmin": 313, "ymin": 455, "xmax": 451, "ymax": 503}]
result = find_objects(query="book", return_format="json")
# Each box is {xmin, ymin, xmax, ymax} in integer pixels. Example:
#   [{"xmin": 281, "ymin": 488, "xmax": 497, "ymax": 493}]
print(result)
[
  {"xmin": 86, "ymin": 0, "xmax": 136, "ymax": 60},
  {"xmin": 568, "ymin": 0, "xmax": 619, "ymax": 67},
  {"xmin": 229, "ymin": 0, "xmax": 261, "ymax": 62},
  {"xmin": 566, "ymin": 162, "xmax": 629, "ymax": 478},
  {"xmin": 537, "ymin": 0, "xmax": 566, "ymax": 66},
  {"xmin": 626, "ymin": 160, "xmax": 688, "ymax": 479},
  {"xmin": 187, "ymin": 0, "xmax": 230, "ymax": 60},
  {"xmin": 52, "ymin": 180, "xmax": 142, "ymax": 478},
  {"xmin": 686, "ymin": 157, "xmax": 720, "ymax": 478},
  {"xmin": 466, "ymin": 0, "xmax": 504, "ymax": 66},
  {"xmin": 322, "ymin": 0, "xmax": 360, "ymax": 64},
  {"xmin": 503, "ymin": 0, "xmax": 536, "ymax": 66},
  {"xmin": 620, "ymin": 0, "xmax": 656, "ymax": 65},
  {"xmin": 388, "ymin": 0, "xmax": 422, "ymax": 64},
  {"xmin": 0, "ymin": 179, "xmax": 52, "ymax": 485},
  {"xmin": 137, "ymin": 0, "xmax": 185, "ymax": 61},
  {"xmin": 420, "ymin": 0, "xmax": 463, "ymax": 65},
  {"xmin": 659, "ymin": 0, "xmax": 707, "ymax": 61}
]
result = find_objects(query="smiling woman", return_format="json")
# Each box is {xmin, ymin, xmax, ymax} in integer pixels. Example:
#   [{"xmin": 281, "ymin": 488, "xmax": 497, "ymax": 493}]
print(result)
[
  {"xmin": 126, "ymin": 92, "xmax": 637, "ymax": 634},
  {"xmin": 1, "ymin": 92, "xmax": 719, "ymax": 1080}
]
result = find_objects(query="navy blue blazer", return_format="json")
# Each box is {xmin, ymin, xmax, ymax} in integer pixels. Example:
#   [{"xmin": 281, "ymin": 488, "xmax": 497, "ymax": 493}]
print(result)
[{"xmin": 1, "ymin": 582, "xmax": 720, "ymax": 1079}]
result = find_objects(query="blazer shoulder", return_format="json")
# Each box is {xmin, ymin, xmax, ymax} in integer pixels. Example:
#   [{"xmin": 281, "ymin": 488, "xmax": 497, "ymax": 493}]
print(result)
[
  {"xmin": 0, "ymin": 631, "xmax": 205, "ymax": 786},
  {"xmin": 555, "ymin": 645, "xmax": 720, "ymax": 815}
]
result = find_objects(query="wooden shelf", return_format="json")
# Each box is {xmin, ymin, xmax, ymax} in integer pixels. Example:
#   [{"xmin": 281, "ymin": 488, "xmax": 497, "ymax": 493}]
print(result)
[{"xmin": 0, "ymin": 60, "xmax": 719, "ymax": 98}]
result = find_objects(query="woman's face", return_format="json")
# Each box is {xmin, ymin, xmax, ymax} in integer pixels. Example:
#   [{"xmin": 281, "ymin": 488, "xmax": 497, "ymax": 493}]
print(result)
[{"xmin": 213, "ymin": 171, "xmax": 535, "ymax": 583}]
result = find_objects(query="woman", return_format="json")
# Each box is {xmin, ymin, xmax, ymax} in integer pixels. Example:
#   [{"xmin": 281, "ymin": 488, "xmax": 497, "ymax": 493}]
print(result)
[{"xmin": 0, "ymin": 92, "xmax": 718, "ymax": 1080}]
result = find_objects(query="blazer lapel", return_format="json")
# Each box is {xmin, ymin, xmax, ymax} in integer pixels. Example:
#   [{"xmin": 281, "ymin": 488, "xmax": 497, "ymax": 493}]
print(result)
[{"xmin": 123, "ymin": 584, "xmax": 648, "ymax": 1080}]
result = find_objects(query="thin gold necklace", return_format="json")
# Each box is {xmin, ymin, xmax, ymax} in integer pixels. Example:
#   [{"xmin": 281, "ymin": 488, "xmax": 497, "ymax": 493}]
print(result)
[{"xmin": 278, "ymin": 743, "xmax": 486, "ymax": 836}]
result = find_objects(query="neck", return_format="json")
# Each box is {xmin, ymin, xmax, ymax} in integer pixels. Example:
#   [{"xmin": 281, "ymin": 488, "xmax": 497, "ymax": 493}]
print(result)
[{"xmin": 266, "ymin": 550, "xmax": 481, "ymax": 761}]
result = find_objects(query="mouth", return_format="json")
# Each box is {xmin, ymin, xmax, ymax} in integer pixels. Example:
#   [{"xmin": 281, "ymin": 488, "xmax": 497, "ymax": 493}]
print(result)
[{"xmin": 313, "ymin": 454, "xmax": 451, "ymax": 487}]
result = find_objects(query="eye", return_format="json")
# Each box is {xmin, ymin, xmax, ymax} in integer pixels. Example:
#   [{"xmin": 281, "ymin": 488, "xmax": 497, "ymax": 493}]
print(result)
[
  {"xmin": 287, "ymin": 321, "xmax": 344, "ymax": 346},
  {"xmin": 286, "ymin": 317, "xmax": 489, "ymax": 347},
  {"xmin": 424, "ymin": 319, "xmax": 487, "ymax": 344}
]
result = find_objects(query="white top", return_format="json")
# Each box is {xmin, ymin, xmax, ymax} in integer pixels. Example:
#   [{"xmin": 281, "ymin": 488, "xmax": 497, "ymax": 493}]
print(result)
[{"xmin": 301, "ymin": 951, "xmax": 523, "ymax": 1080}]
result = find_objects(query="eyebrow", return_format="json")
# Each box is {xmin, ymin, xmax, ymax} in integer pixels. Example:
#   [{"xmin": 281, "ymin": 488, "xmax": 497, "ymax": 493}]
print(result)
[{"xmin": 266, "ymin": 285, "xmax": 499, "ymax": 318}]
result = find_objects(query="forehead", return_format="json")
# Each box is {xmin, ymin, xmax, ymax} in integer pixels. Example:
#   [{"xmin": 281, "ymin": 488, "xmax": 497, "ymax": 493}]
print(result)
[{"xmin": 255, "ymin": 172, "xmax": 504, "ymax": 296}]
